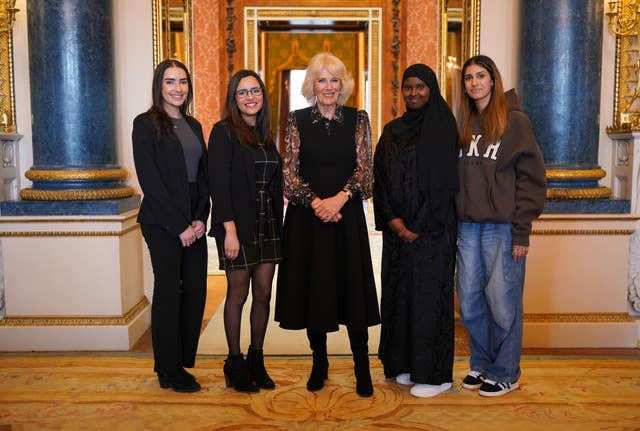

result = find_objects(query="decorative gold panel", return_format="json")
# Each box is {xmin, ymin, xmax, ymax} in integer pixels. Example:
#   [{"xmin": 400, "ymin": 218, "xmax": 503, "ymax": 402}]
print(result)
[
  {"xmin": 0, "ymin": 0, "xmax": 18, "ymax": 131},
  {"xmin": 607, "ymin": 1, "xmax": 640, "ymax": 131},
  {"xmin": 610, "ymin": 34, "xmax": 639, "ymax": 129}
]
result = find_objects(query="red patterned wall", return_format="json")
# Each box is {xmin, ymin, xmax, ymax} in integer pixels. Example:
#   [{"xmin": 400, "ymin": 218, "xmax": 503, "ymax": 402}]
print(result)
[
  {"xmin": 191, "ymin": 0, "xmax": 441, "ymax": 136},
  {"xmin": 192, "ymin": 0, "xmax": 221, "ymax": 140}
]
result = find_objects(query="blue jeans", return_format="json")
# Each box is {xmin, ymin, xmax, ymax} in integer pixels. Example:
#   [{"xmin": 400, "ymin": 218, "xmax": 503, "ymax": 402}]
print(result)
[{"xmin": 456, "ymin": 222, "xmax": 525, "ymax": 383}]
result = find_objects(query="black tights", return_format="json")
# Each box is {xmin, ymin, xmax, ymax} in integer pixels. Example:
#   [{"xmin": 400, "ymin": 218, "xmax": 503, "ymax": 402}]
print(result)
[{"xmin": 223, "ymin": 263, "xmax": 275, "ymax": 355}]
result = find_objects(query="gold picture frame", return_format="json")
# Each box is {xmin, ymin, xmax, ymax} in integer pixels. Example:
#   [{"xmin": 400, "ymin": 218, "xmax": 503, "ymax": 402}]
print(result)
[
  {"xmin": 439, "ymin": 0, "xmax": 480, "ymax": 107},
  {"xmin": 152, "ymin": 0, "xmax": 192, "ymax": 70}
]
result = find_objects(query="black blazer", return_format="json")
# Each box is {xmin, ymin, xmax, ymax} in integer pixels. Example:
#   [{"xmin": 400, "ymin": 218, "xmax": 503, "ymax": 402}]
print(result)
[
  {"xmin": 132, "ymin": 111, "xmax": 210, "ymax": 236},
  {"xmin": 207, "ymin": 121, "xmax": 283, "ymax": 245}
]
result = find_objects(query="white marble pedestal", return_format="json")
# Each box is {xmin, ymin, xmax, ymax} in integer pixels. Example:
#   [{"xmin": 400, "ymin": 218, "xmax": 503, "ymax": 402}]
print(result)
[
  {"xmin": 0, "ymin": 209, "xmax": 150, "ymax": 350},
  {"xmin": 523, "ymin": 214, "xmax": 639, "ymax": 348}
]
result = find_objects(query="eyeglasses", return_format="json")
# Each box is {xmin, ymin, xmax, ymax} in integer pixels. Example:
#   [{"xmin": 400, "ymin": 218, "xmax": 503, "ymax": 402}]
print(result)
[{"xmin": 236, "ymin": 87, "xmax": 263, "ymax": 98}]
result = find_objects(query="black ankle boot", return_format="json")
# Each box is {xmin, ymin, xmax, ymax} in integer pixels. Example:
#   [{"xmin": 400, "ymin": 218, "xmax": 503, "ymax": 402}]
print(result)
[
  {"xmin": 354, "ymin": 356, "xmax": 373, "ymax": 397},
  {"xmin": 157, "ymin": 368, "xmax": 196, "ymax": 387},
  {"xmin": 224, "ymin": 354, "xmax": 259, "ymax": 393},
  {"xmin": 157, "ymin": 368, "xmax": 201, "ymax": 393},
  {"xmin": 247, "ymin": 345, "xmax": 275, "ymax": 389}
]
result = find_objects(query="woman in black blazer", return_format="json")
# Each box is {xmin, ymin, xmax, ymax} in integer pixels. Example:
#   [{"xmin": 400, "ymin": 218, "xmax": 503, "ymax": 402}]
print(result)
[
  {"xmin": 132, "ymin": 59, "xmax": 209, "ymax": 393},
  {"xmin": 208, "ymin": 70, "xmax": 283, "ymax": 393}
]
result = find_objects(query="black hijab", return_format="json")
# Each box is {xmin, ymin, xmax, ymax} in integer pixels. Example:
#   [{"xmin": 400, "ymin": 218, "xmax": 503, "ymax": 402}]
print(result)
[{"xmin": 393, "ymin": 64, "xmax": 459, "ymax": 193}]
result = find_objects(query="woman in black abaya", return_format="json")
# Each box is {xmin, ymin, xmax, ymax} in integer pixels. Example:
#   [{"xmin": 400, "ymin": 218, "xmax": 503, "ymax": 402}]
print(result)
[{"xmin": 373, "ymin": 63, "xmax": 458, "ymax": 398}]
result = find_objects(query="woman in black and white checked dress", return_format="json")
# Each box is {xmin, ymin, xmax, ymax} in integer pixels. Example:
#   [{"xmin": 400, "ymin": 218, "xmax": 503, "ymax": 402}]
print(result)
[{"xmin": 208, "ymin": 70, "xmax": 283, "ymax": 393}]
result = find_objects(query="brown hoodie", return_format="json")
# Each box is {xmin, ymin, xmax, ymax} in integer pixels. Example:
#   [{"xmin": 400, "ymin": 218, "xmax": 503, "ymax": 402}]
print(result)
[{"xmin": 456, "ymin": 89, "xmax": 547, "ymax": 246}]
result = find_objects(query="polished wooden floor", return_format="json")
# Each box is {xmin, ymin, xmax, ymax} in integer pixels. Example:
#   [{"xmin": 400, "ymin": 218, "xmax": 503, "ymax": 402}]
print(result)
[{"xmin": 132, "ymin": 275, "xmax": 640, "ymax": 357}]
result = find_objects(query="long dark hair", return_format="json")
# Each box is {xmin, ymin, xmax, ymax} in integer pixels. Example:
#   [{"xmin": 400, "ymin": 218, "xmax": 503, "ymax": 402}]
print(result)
[
  {"xmin": 457, "ymin": 55, "xmax": 507, "ymax": 147},
  {"xmin": 150, "ymin": 59, "xmax": 193, "ymax": 137},
  {"xmin": 222, "ymin": 69, "xmax": 275, "ymax": 149}
]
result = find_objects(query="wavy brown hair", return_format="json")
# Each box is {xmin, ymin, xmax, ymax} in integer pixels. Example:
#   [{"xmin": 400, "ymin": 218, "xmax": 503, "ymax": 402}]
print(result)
[
  {"xmin": 457, "ymin": 55, "xmax": 507, "ymax": 147},
  {"xmin": 149, "ymin": 59, "xmax": 193, "ymax": 137},
  {"xmin": 221, "ymin": 69, "xmax": 275, "ymax": 150}
]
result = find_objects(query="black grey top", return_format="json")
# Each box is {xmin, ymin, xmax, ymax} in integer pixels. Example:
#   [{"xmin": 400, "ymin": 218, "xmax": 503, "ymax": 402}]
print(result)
[{"xmin": 172, "ymin": 116, "xmax": 203, "ymax": 182}]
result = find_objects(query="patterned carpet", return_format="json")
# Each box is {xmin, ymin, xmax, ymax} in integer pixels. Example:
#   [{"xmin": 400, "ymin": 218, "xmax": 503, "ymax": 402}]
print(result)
[{"xmin": 0, "ymin": 353, "xmax": 639, "ymax": 430}]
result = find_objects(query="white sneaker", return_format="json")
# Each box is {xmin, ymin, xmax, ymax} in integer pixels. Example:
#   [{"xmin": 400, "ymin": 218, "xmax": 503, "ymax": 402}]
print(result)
[
  {"xmin": 410, "ymin": 382, "xmax": 452, "ymax": 398},
  {"xmin": 395, "ymin": 373, "xmax": 414, "ymax": 385}
]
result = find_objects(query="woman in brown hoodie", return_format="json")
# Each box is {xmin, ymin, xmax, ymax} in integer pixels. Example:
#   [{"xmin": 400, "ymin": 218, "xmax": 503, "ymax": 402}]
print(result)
[{"xmin": 455, "ymin": 55, "xmax": 546, "ymax": 397}]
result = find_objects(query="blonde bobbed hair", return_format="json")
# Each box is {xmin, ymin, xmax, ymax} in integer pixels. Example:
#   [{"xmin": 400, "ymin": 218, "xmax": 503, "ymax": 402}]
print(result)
[{"xmin": 301, "ymin": 52, "xmax": 354, "ymax": 106}]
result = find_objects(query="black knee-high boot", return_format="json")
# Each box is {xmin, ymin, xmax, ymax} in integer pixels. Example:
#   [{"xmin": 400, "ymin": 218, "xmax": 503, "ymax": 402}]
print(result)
[
  {"xmin": 306, "ymin": 330, "xmax": 328, "ymax": 391},
  {"xmin": 348, "ymin": 328, "xmax": 373, "ymax": 397}
]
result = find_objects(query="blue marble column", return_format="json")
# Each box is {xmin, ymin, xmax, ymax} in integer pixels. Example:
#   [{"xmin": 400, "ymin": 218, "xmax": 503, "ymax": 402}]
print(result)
[
  {"xmin": 518, "ymin": 0, "xmax": 627, "ymax": 213},
  {"xmin": 1, "ymin": 0, "xmax": 138, "ymax": 215}
]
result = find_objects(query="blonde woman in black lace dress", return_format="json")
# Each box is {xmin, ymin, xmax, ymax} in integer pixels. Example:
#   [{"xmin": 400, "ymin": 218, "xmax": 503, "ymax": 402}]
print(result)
[{"xmin": 275, "ymin": 52, "xmax": 380, "ymax": 398}]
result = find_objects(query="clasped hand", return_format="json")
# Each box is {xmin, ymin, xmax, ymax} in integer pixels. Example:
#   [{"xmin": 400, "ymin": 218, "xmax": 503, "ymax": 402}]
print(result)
[
  {"xmin": 311, "ymin": 193, "xmax": 347, "ymax": 223},
  {"xmin": 179, "ymin": 220, "xmax": 205, "ymax": 248},
  {"xmin": 388, "ymin": 217, "xmax": 419, "ymax": 243}
]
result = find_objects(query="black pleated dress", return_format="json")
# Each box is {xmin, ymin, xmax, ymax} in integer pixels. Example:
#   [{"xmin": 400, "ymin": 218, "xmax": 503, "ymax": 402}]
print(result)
[{"xmin": 275, "ymin": 106, "xmax": 380, "ymax": 333}]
